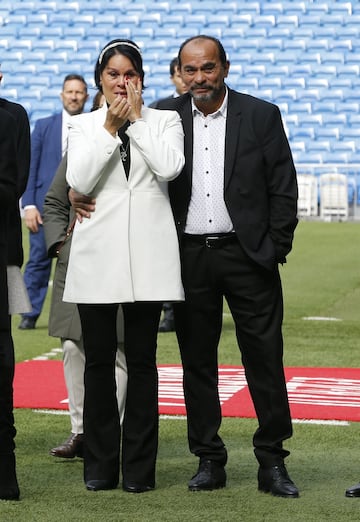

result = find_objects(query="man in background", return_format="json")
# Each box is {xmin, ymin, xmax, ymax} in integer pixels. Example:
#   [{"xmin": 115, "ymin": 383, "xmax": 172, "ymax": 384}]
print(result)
[
  {"xmin": 20, "ymin": 74, "xmax": 88, "ymax": 330},
  {"xmin": 150, "ymin": 57, "xmax": 188, "ymax": 332}
]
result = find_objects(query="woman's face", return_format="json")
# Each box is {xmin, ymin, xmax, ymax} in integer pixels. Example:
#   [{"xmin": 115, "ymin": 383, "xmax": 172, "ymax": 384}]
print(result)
[{"xmin": 100, "ymin": 53, "xmax": 140, "ymax": 105}]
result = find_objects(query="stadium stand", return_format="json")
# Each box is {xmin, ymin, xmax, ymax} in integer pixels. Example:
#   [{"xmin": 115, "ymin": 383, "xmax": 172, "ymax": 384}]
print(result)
[{"xmin": 0, "ymin": 0, "xmax": 359, "ymax": 219}]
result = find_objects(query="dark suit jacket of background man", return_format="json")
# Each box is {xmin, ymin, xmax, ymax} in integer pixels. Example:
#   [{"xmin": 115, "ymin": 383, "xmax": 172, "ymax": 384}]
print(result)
[
  {"xmin": 22, "ymin": 112, "xmax": 62, "ymax": 213},
  {"xmin": 155, "ymin": 88, "xmax": 298, "ymax": 271}
]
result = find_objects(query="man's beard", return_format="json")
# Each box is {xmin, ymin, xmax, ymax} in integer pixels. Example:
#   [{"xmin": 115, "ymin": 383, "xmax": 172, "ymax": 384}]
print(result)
[{"xmin": 190, "ymin": 84, "xmax": 223, "ymax": 103}]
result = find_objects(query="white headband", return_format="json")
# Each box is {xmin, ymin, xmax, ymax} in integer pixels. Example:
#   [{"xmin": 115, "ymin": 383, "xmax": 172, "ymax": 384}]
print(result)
[{"xmin": 98, "ymin": 41, "xmax": 142, "ymax": 64}]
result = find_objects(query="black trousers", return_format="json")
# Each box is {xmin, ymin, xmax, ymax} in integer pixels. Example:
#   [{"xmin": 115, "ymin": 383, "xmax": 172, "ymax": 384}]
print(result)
[
  {"xmin": 78, "ymin": 301, "xmax": 162, "ymax": 487},
  {"xmin": 0, "ymin": 314, "xmax": 16, "ymax": 457},
  {"xmin": 174, "ymin": 236, "xmax": 292, "ymax": 468}
]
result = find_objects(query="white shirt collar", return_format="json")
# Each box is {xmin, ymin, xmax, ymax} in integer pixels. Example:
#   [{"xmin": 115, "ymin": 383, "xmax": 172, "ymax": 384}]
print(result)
[{"xmin": 191, "ymin": 86, "xmax": 228, "ymax": 118}]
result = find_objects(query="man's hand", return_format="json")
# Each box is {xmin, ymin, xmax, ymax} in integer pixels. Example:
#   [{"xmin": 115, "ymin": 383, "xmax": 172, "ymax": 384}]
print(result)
[
  {"xmin": 24, "ymin": 207, "xmax": 42, "ymax": 233},
  {"xmin": 68, "ymin": 188, "xmax": 96, "ymax": 222}
]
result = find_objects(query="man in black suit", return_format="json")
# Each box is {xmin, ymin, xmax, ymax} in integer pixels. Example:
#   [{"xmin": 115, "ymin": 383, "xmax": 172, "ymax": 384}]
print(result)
[
  {"xmin": 156, "ymin": 36, "xmax": 299, "ymax": 497},
  {"xmin": 0, "ymin": 107, "xmax": 20, "ymax": 501}
]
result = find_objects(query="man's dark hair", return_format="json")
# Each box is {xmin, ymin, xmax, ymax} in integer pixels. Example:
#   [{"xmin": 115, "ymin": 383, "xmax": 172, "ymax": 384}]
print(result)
[
  {"xmin": 178, "ymin": 35, "xmax": 228, "ymax": 68},
  {"xmin": 63, "ymin": 74, "xmax": 88, "ymax": 91},
  {"xmin": 169, "ymin": 57, "xmax": 179, "ymax": 77}
]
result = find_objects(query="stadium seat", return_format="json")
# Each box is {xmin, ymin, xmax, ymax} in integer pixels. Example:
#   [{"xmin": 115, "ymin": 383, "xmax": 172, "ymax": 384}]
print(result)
[
  {"xmin": 307, "ymin": 141, "xmax": 331, "ymax": 153},
  {"xmin": 281, "ymin": 2, "xmax": 306, "ymax": 15},
  {"xmin": 319, "ymin": 173, "xmax": 349, "ymax": 221},
  {"xmin": 297, "ymin": 174, "xmax": 318, "ymax": 217},
  {"xmin": 233, "ymin": 2, "xmax": 260, "ymax": 15},
  {"xmin": 261, "ymin": 2, "xmax": 283, "ymax": 15},
  {"xmin": 169, "ymin": 3, "xmax": 192, "ymax": 16},
  {"xmin": 289, "ymin": 102, "xmax": 311, "ymax": 114},
  {"xmin": 11, "ymin": 2, "xmax": 36, "ymax": 15}
]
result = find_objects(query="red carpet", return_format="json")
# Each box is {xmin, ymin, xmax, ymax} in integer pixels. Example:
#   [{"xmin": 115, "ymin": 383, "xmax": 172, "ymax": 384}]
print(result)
[{"xmin": 13, "ymin": 361, "xmax": 360, "ymax": 421}]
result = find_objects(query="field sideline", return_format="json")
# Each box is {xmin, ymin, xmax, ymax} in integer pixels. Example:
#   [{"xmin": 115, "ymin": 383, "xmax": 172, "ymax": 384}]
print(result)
[{"xmin": 2, "ymin": 220, "xmax": 360, "ymax": 521}]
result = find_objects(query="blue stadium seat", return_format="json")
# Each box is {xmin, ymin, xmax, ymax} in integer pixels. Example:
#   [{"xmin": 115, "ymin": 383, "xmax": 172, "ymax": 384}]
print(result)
[
  {"xmin": 236, "ymin": 77, "xmax": 259, "ymax": 90},
  {"xmin": 242, "ymin": 64, "xmax": 266, "ymax": 78},
  {"xmin": 146, "ymin": 2, "xmax": 170, "ymax": 14},
  {"xmin": 335, "ymin": 102, "xmax": 360, "ymax": 114},
  {"xmin": 306, "ymin": 3, "xmax": 329, "ymax": 15},
  {"xmin": 0, "ymin": 88, "xmax": 18, "ymax": 101},
  {"xmin": 139, "ymin": 13, "xmax": 162, "ymax": 27},
  {"xmin": 92, "ymin": 14, "xmax": 117, "ymax": 30},
  {"xmin": 307, "ymin": 140, "xmax": 331, "ymax": 153},
  {"xmin": 315, "ymin": 127, "xmax": 340, "ymax": 140},
  {"xmin": 169, "ymin": 3, "xmax": 192, "ymax": 16},
  {"xmin": 312, "ymin": 101, "xmax": 336, "ymax": 114},
  {"xmin": 261, "ymin": 2, "xmax": 283, "ymax": 15},
  {"xmin": 276, "ymin": 14, "xmax": 299, "ymax": 29},
  {"xmin": 266, "ymin": 65, "xmax": 290, "ymax": 78},
  {"xmin": 283, "ymin": 39, "xmax": 306, "ymax": 51},
  {"xmin": 272, "ymin": 89, "xmax": 297, "ymax": 103},
  {"xmin": 229, "ymin": 14, "xmax": 253, "ymax": 28},
  {"xmin": 335, "ymin": 64, "xmax": 360, "ymax": 78},
  {"xmin": 289, "ymin": 102, "xmax": 312, "ymax": 114},
  {"xmin": 54, "ymin": 40, "xmax": 78, "ymax": 52},
  {"xmin": 290, "ymin": 127, "xmax": 316, "ymax": 140},
  {"xmin": 182, "ymin": 14, "xmax": 207, "ymax": 28},
  {"xmin": 32, "ymin": 40, "xmax": 56, "ymax": 52},
  {"xmin": 297, "ymin": 88, "xmax": 320, "ymax": 102},
  {"xmin": 330, "ymin": 3, "xmax": 352, "ymax": 15},
  {"xmin": 305, "ymin": 39, "xmax": 329, "ymax": 52},
  {"xmin": 258, "ymin": 77, "xmax": 282, "ymax": 89},
  {"xmin": 281, "ymin": 2, "xmax": 306, "ymax": 15},
  {"xmin": 11, "ymin": 2, "xmax": 36, "ymax": 15},
  {"xmin": 298, "ymin": 114, "xmax": 323, "ymax": 127},
  {"xmin": 54, "ymin": 2, "xmax": 80, "ymax": 15},
  {"xmin": 322, "ymin": 113, "xmax": 347, "ymax": 127},
  {"xmin": 306, "ymin": 78, "xmax": 329, "ymax": 89}
]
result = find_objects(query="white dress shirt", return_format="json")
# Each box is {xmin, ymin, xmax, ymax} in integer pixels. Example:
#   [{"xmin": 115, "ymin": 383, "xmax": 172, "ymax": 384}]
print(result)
[{"xmin": 185, "ymin": 89, "xmax": 234, "ymax": 235}]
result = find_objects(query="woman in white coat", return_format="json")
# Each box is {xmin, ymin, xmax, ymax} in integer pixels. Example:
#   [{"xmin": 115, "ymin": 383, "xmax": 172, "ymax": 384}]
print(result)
[{"xmin": 63, "ymin": 39, "xmax": 185, "ymax": 493}]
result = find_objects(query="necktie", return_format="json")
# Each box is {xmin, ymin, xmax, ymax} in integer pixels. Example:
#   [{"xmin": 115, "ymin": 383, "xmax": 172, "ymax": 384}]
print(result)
[{"xmin": 118, "ymin": 122, "xmax": 131, "ymax": 179}]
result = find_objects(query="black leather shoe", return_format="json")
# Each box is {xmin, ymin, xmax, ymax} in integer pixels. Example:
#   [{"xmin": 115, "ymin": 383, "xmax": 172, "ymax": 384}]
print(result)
[
  {"xmin": 122, "ymin": 482, "xmax": 154, "ymax": 493},
  {"xmin": 258, "ymin": 464, "xmax": 299, "ymax": 498},
  {"xmin": 18, "ymin": 317, "xmax": 36, "ymax": 330},
  {"xmin": 50, "ymin": 433, "xmax": 84, "ymax": 458},
  {"xmin": 188, "ymin": 460, "xmax": 226, "ymax": 491},
  {"xmin": 86, "ymin": 479, "xmax": 118, "ymax": 491},
  {"xmin": 345, "ymin": 482, "xmax": 360, "ymax": 497},
  {"xmin": 158, "ymin": 318, "xmax": 175, "ymax": 332}
]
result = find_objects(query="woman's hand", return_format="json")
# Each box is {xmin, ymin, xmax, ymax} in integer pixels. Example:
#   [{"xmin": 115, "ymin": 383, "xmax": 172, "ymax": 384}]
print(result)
[
  {"xmin": 103, "ymin": 96, "xmax": 132, "ymax": 137},
  {"xmin": 126, "ymin": 77, "xmax": 143, "ymax": 123}
]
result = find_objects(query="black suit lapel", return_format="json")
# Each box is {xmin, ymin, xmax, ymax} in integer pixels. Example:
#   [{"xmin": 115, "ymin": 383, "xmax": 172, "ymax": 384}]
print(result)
[
  {"xmin": 224, "ymin": 90, "xmax": 242, "ymax": 190},
  {"xmin": 181, "ymin": 99, "xmax": 194, "ymax": 185}
]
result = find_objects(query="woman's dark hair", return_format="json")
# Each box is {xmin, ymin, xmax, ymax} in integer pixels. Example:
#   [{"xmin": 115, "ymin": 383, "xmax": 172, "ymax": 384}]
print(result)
[{"xmin": 94, "ymin": 39, "xmax": 145, "ymax": 92}]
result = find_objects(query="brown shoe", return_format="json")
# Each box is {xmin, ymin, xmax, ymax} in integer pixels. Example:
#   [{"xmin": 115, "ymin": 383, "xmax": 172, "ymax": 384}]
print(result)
[{"xmin": 50, "ymin": 433, "xmax": 84, "ymax": 458}]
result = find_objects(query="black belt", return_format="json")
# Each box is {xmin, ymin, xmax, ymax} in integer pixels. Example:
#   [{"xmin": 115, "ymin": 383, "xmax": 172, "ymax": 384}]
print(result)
[{"xmin": 183, "ymin": 233, "xmax": 238, "ymax": 249}]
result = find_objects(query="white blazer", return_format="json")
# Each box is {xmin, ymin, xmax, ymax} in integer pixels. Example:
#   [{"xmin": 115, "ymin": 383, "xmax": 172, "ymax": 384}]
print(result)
[{"xmin": 63, "ymin": 104, "xmax": 185, "ymax": 304}]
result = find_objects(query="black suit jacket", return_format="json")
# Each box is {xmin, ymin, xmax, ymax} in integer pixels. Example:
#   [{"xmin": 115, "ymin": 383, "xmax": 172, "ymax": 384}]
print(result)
[
  {"xmin": 0, "ymin": 98, "xmax": 31, "ymax": 266},
  {"xmin": 0, "ymin": 108, "xmax": 17, "ymax": 326},
  {"xmin": 156, "ymin": 89, "xmax": 298, "ymax": 270}
]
